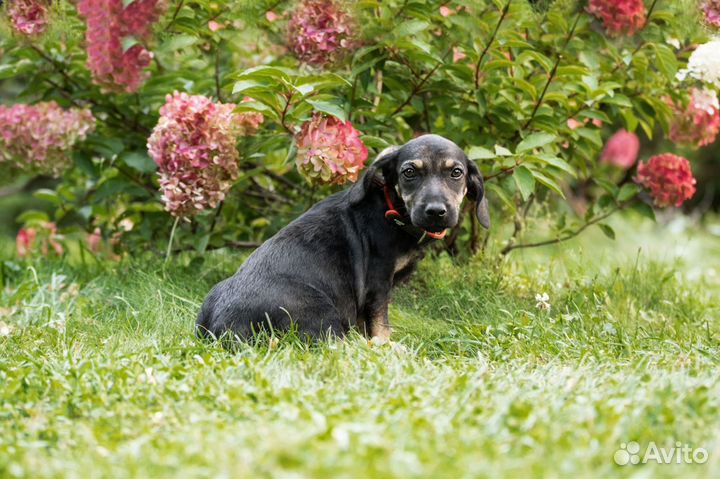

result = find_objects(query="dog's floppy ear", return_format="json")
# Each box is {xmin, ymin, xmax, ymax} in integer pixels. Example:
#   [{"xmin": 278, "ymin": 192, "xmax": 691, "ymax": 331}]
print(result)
[
  {"xmin": 466, "ymin": 158, "xmax": 490, "ymax": 229},
  {"xmin": 348, "ymin": 146, "xmax": 400, "ymax": 205}
]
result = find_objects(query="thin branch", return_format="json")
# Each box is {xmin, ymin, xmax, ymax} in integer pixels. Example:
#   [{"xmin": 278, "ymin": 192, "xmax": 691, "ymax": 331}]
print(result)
[
  {"xmin": 0, "ymin": 185, "xmax": 24, "ymax": 198},
  {"xmin": 214, "ymin": 47, "xmax": 224, "ymax": 102},
  {"xmin": 422, "ymin": 92, "xmax": 432, "ymax": 133},
  {"xmin": 209, "ymin": 200, "xmax": 224, "ymax": 234},
  {"xmin": 31, "ymin": 45, "xmax": 151, "ymax": 135},
  {"xmin": 164, "ymin": 0, "xmax": 185, "ymax": 32},
  {"xmin": 485, "ymin": 159, "xmax": 521, "ymax": 181},
  {"xmin": 500, "ymin": 194, "xmax": 534, "ymax": 254},
  {"xmin": 501, "ymin": 205, "xmax": 622, "ymax": 255},
  {"xmin": 373, "ymin": 69, "xmax": 384, "ymax": 110},
  {"xmin": 474, "ymin": 0, "xmax": 511, "ymax": 89},
  {"xmin": 522, "ymin": 10, "xmax": 582, "ymax": 130},
  {"xmin": 279, "ymin": 91, "xmax": 295, "ymax": 134},
  {"xmin": 390, "ymin": 47, "xmax": 453, "ymax": 117}
]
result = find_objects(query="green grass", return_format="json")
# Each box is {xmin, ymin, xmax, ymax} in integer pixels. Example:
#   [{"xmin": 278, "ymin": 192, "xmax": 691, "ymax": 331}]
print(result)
[{"xmin": 1, "ymin": 214, "xmax": 719, "ymax": 478}]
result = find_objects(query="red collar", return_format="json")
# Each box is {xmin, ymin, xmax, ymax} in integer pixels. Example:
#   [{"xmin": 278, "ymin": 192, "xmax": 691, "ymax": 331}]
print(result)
[{"xmin": 380, "ymin": 182, "xmax": 447, "ymax": 241}]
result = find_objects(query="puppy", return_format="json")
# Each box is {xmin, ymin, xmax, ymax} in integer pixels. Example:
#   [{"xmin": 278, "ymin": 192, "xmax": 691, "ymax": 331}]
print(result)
[{"xmin": 197, "ymin": 134, "xmax": 490, "ymax": 341}]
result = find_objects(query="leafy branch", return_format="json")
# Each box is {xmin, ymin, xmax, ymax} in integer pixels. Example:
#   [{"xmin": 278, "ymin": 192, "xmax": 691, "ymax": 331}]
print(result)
[
  {"xmin": 500, "ymin": 203, "xmax": 627, "ymax": 255},
  {"xmin": 474, "ymin": 0, "xmax": 511, "ymax": 89},
  {"xmin": 389, "ymin": 46, "xmax": 453, "ymax": 117}
]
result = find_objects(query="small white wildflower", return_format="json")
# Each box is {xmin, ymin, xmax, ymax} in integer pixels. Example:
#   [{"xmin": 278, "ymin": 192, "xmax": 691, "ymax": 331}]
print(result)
[
  {"xmin": 666, "ymin": 37, "xmax": 681, "ymax": 49},
  {"xmin": 0, "ymin": 321, "xmax": 12, "ymax": 336},
  {"xmin": 139, "ymin": 367, "xmax": 157, "ymax": 385},
  {"xmin": 535, "ymin": 293, "xmax": 551, "ymax": 311},
  {"xmin": 677, "ymin": 39, "xmax": 720, "ymax": 87},
  {"xmin": 602, "ymin": 322, "xmax": 617, "ymax": 335}
]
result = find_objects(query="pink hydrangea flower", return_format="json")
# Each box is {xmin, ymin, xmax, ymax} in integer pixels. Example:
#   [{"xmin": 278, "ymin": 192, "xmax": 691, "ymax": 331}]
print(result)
[
  {"xmin": 295, "ymin": 113, "xmax": 368, "ymax": 185},
  {"xmin": 567, "ymin": 118, "xmax": 583, "ymax": 130},
  {"xmin": 600, "ymin": 129, "xmax": 640, "ymax": 169},
  {"xmin": 703, "ymin": 0, "xmax": 720, "ymax": 27},
  {"xmin": 452, "ymin": 46, "xmax": 467, "ymax": 63},
  {"xmin": 16, "ymin": 223, "xmax": 63, "ymax": 258},
  {"xmin": 16, "ymin": 228, "xmax": 36, "ymax": 257},
  {"xmin": 7, "ymin": 0, "xmax": 49, "ymax": 36},
  {"xmin": 587, "ymin": 0, "xmax": 646, "ymax": 37},
  {"xmin": 669, "ymin": 88, "xmax": 720, "ymax": 148},
  {"xmin": 439, "ymin": 6, "xmax": 454, "ymax": 17},
  {"xmin": 87, "ymin": 227, "xmax": 102, "ymax": 253},
  {"xmin": 236, "ymin": 97, "xmax": 265, "ymax": 136},
  {"xmin": 0, "ymin": 101, "xmax": 96, "ymax": 176},
  {"xmin": 77, "ymin": 0, "xmax": 166, "ymax": 93},
  {"xmin": 635, "ymin": 154, "xmax": 696, "ymax": 208},
  {"xmin": 266, "ymin": 10, "xmax": 280, "ymax": 22},
  {"xmin": 148, "ymin": 92, "xmax": 258, "ymax": 217},
  {"xmin": 287, "ymin": 0, "xmax": 358, "ymax": 66}
]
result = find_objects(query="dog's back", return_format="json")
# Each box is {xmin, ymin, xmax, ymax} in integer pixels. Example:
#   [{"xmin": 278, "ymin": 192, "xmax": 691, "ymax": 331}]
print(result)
[{"xmin": 196, "ymin": 191, "xmax": 362, "ymax": 340}]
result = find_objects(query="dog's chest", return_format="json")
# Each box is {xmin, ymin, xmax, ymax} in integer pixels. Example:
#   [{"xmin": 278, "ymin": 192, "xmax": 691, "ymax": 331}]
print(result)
[{"xmin": 393, "ymin": 251, "xmax": 422, "ymax": 274}]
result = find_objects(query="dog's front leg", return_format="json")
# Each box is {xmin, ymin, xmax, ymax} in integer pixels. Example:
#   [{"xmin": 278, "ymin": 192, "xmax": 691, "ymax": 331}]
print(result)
[{"xmin": 365, "ymin": 294, "xmax": 392, "ymax": 342}]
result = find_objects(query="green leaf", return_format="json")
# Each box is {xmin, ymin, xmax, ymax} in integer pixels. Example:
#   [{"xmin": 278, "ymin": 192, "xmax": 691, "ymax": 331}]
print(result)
[
  {"xmin": 617, "ymin": 183, "xmax": 639, "ymax": 202},
  {"xmin": 630, "ymin": 201, "xmax": 656, "ymax": 221},
  {"xmin": 533, "ymin": 154, "xmax": 576, "ymax": 177},
  {"xmin": 392, "ymin": 20, "xmax": 429, "ymax": 38},
  {"xmin": 602, "ymin": 94, "xmax": 632, "ymax": 108},
  {"xmin": 16, "ymin": 210, "xmax": 49, "ymax": 224},
  {"xmin": 32, "ymin": 189, "xmax": 62, "ymax": 205},
  {"xmin": 160, "ymin": 34, "xmax": 198, "ymax": 52},
  {"xmin": 232, "ymin": 80, "xmax": 267, "ymax": 95},
  {"xmin": 516, "ymin": 133, "xmax": 556, "ymax": 153},
  {"xmin": 597, "ymin": 223, "xmax": 616, "ymax": 240},
  {"xmin": 652, "ymin": 44, "xmax": 678, "ymax": 80},
  {"xmin": 0, "ymin": 60, "xmax": 33, "ymax": 80},
  {"xmin": 305, "ymin": 99, "xmax": 346, "ymax": 121},
  {"xmin": 494, "ymin": 145, "xmax": 514, "ymax": 156},
  {"xmin": 467, "ymin": 146, "xmax": 496, "ymax": 160},
  {"xmin": 575, "ymin": 127, "xmax": 603, "ymax": 148},
  {"xmin": 513, "ymin": 166, "xmax": 535, "ymax": 201},
  {"xmin": 529, "ymin": 170, "xmax": 565, "ymax": 198},
  {"xmin": 486, "ymin": 183, "xmax": 515, "ymax": 213},
  {"xmin": 361, "ymin": 135, "xmax": 391, "ymax": 149},
  {"xmin": 196, "ymin": 234, "xmax": 210, "ymax": 253},
  {"xmin": 595, "ymin": 178, "xmax": 619, "ymax": 197},
  {"xmin": 122, "ymin": 152, "xmax": 157, "ymax": 174}
]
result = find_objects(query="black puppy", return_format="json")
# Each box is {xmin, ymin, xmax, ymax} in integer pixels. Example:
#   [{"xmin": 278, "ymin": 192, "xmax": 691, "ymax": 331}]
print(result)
[{"xmin": 197, "ymin": 134, "xmax": 490, "ymax": 341}]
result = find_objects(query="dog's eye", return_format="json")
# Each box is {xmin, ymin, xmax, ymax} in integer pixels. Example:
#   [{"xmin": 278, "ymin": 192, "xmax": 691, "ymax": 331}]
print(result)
[
  {"xmin": 402, "ymin": 168, "xmax": 416, "ymax": 179},
  {"xmin": 450, "ymin": 167, "xmax": 464, "ymax": 179}
]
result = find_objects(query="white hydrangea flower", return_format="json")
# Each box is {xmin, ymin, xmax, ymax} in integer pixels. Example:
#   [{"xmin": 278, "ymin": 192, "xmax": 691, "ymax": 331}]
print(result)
[
  {"xmin": 676, "ymin": 39, "xmax": 720, "ymax": 87},
  {"xmin": 692, "ymin": 87, "xmax": 720, "ymax": 114},
  {"xmin": 666, "ymin": 37, "xmax": 681, "ymax": 50}
]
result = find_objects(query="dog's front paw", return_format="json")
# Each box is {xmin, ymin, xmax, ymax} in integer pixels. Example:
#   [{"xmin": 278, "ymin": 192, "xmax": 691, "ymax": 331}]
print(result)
[{"xmin": 369, "ymin": 335, "xmax": 390, "ymax": 347}]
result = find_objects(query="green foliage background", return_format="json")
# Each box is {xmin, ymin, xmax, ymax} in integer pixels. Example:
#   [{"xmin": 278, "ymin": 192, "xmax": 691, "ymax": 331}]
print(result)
[{"xmin": 0, "ymin": 0, "xmax": 715, "ymax": 256}]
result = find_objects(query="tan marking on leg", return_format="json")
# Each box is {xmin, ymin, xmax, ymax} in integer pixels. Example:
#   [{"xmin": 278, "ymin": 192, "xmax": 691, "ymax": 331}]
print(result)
[{"xmin": 368, "ymin": 303, "xmax": 392, "ymax": 341}]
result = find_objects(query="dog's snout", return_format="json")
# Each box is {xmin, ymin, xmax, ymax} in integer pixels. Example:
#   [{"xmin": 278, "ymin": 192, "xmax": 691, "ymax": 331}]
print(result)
[{"xmin": 424, "ymin": 203, "xmax": 447, "ymax": 218}]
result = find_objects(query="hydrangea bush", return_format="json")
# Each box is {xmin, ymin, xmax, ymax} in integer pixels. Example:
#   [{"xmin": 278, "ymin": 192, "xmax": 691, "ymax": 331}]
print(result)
[{"xmin": 0, "ymin": 0, "xmax": 717, "ymax": 257}]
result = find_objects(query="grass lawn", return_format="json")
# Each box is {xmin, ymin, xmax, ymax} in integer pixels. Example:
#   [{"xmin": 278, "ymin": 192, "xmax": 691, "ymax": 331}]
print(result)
[{"xmin": 1, "ymin": 213, "xmax": 719, "ymax": 478}]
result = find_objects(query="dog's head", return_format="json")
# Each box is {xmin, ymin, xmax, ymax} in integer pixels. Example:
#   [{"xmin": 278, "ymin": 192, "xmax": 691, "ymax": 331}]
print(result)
[{"xmin": 350, "ymin": 134, "xmax": 490, "ymax": 231}]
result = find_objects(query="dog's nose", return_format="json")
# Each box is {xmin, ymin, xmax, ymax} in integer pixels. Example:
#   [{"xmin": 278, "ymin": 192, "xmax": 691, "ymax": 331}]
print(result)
[{"xmin": 424, "ymin": 203, "xmax": 447, "ymax": 218}]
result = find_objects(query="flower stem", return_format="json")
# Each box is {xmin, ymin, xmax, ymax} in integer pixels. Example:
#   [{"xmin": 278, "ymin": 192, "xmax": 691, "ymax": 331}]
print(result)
[{"xmin": 165, "ymin": 216, "xmax": 180, "ymax": 263}]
